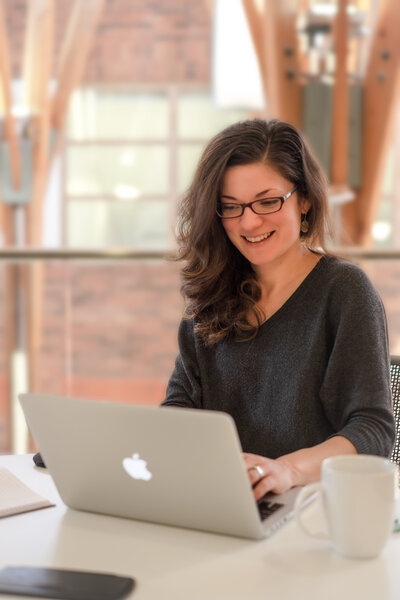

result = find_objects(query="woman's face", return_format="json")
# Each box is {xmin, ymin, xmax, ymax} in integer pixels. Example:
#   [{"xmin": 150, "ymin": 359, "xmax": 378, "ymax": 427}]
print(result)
[{"xmin": 220, "ymin": 162, "xmax": 310, "ymax": 271}]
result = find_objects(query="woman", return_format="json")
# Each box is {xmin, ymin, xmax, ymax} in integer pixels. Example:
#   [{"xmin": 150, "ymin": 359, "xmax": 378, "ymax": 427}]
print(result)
[{"xmin": 162, "ymin": 118, "xmax": 395, "ymax": 500}]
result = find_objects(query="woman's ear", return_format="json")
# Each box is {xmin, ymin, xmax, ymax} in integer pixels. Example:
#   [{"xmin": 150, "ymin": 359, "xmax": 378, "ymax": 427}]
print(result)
[{"xmin": 299, "ymin": 197, "xmax": 311, "ymax": 214}]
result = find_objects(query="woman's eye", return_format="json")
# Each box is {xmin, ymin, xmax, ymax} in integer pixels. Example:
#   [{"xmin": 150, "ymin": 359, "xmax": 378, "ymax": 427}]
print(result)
[
  {"xmin": 222, "ymin": 204, "xmax": 237, "ymax": 213},
  {"xmin": 259, "ymin": 198, "xmax": 279, "ymax": 207}
]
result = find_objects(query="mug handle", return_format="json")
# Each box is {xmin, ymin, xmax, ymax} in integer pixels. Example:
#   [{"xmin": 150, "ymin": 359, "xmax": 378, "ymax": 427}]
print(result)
[{"xmin": 295, "ymin": 482, "xmax": 329, "ymax": 540}]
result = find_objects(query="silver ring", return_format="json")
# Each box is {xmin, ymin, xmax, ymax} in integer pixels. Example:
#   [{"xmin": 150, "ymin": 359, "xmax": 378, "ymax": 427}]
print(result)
[{"xmin": 249, "ymin": 464, "xmax": 264, "ymax": 478}]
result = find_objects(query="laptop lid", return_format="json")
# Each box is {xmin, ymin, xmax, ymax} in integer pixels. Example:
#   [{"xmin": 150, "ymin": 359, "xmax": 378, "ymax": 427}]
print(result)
[{"xmin": 19, "ymin": 393, "xmax": 301, "ymax": 540}]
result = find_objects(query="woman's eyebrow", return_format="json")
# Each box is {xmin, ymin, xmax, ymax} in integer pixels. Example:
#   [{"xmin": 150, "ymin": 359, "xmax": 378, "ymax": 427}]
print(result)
[
  {"xmin": 220, "ymin": 188, "xmax": 274, "ymax": 201},
  {"xmin": 255, "ymin": 188, "xmax": 274, "ymax": 197},
  {"xmin": 220, "ymin": 194, "xmax": 237, "ymax": 201}
]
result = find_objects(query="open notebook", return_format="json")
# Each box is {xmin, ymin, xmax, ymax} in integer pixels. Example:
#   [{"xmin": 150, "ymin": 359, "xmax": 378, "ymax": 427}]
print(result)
[{"xmin": 0, "ymin": 466, "xmax": 54, "ymax": 518}]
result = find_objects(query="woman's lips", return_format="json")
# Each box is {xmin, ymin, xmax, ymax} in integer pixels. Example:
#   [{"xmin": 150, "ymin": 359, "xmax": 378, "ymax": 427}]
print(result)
[{"xmin": 242, "ymin": 231, "xmax": 275, "ymax": 243}]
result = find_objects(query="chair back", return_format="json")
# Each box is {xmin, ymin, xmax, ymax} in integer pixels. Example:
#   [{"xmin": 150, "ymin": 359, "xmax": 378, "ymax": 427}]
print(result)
[{"xmin": 390, "ymin": 356, "xmax": 400, "ymax": 464}]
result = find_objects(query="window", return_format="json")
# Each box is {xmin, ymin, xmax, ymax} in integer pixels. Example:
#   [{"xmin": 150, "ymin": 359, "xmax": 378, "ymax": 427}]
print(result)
[
  {"xmin": 65, "ymin": 87, "xmax": 252, "ymax": 250},
  {"xmin": 371, "ymin": 107, "xmax": 400, "ymax": 247}
]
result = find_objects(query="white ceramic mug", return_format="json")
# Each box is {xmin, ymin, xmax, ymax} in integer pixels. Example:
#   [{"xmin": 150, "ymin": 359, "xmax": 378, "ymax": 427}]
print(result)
[{"xmin": 295, "ymin": 454, "xmax": 398, "ymax": 559}]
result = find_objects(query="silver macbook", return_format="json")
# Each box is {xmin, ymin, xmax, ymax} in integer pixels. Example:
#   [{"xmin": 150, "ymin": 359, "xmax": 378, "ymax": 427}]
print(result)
[{"xmin": 19, "ymin": 393, "xmax": 302, "ymax": 540}]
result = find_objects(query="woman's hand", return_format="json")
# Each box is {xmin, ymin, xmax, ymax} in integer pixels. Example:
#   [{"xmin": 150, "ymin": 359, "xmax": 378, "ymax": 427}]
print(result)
[
  {"xmin": 243, "ymin": 453, "xmax": 297, "ymax": 500},
  {"xmin": 243, "ymin": 436, "xmax": 357, "ymax": 501}
]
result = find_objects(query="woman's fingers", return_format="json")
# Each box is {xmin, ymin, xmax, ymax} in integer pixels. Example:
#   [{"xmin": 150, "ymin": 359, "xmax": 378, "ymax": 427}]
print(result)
[
  {"xmin": 243, "ymin": 453, "xmax": 292, "ymax": 498},
  {"xmin": 252, "ymin": 474, "xmax": 281, "ymax": 500}
]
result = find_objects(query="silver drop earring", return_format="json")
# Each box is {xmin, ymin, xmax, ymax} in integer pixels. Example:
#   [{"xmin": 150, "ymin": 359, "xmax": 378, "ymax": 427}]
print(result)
[{"xmin": 300, "ymin": 213, "xmax": 309, "ymax": 234}]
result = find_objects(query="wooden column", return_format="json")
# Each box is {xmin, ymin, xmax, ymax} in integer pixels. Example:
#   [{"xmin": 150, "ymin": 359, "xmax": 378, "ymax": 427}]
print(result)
[
  {"xmin": 242, "ymin": 0, "xmax": 302, "ymax": 126},
  {"xmin": 51, "ymin": 0, "xmax": 105, "ymax": 136},
  {"xmin": 331, "ymin": 0, "xmax": 349, "ymax": 188},
  {"xmin": 0, "ymin": 0, "xmax": 20, "ymax": 450},
  {"xmin": 342, "ymin": 0, "xmax": 400, "ymax": 245},
  {"xmin": 24, "ymin": 0, "xmax": 105, "ymax": 401},
  {"xmin": 0, "ymin": 0, "xmax": 21, "ymax": 197},
  {"xmin": 23, "ymin": 0, "xmax": 54, "ymax": 246}
]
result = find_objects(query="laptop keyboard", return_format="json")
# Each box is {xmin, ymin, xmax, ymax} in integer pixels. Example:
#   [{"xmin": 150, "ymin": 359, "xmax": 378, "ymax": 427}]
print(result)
[{"xmin": 257, "ymin": 498, "xmax": 284, "ymax": 521}]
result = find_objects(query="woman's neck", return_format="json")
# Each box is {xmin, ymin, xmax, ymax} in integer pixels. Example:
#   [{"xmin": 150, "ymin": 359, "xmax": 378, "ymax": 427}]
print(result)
[{"xmin": 254, "ymin": 247, "xmax": 321, "ymax": 321}]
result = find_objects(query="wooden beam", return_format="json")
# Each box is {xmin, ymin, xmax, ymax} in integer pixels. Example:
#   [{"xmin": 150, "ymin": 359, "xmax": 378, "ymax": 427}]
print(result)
[
  {"xmin": 342, "ymin": 0, "xmax": 400, "ymax": 245},
  {"xmin": 22, "ymin": 0, "xmax": 54, "ymax": 114},
  {"xmin": 258, "ymin": 0, "xmax": 302, "ymax": 126},
  {"xmin": 51, "ymin": 0, "xmax": 105, "ymax": 134},
  {"xmin": 22, "ymin": 0, "xmax": 54, "ymax": 246},
  {"xmin": 19, "ymin": 2, "xmax": 54, "ymax": 408}
]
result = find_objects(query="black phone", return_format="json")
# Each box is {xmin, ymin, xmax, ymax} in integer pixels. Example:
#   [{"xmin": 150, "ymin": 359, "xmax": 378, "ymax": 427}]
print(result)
[
  {"xmin": 33, "ymin": 452, "xmax": 46, "ymax": 468},
  {"xmin": 0, "ymin": 566, "xmax": 135, "ymax": 600}
]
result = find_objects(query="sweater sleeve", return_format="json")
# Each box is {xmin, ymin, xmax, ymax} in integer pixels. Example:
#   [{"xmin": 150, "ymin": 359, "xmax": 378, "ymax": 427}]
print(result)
[
  {"xmin": 161, "ymin": 318, "xmax": 203, "ymax": 408},
  {"xmin": 320, "ymin": 264, "xmax": 395, "ymax": 457}
]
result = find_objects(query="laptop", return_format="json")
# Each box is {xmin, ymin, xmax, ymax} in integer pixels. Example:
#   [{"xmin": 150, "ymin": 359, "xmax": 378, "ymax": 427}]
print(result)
[{"xmin": 19, "ymin": 393, "xmax": 303, "ymax": 540}]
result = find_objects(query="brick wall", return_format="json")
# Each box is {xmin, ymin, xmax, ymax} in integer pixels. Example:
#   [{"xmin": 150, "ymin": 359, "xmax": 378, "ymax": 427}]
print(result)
[
  {"xmin": 5, "ymin": 0, "xmax": 211, "ymax": 83},
  {"xmin": 36, "ymin": 260, "xmax": 183, "ymax": 403},
  {"xmin": 0, "ymin": 259, "xmax": 184, "ymax": 451}
]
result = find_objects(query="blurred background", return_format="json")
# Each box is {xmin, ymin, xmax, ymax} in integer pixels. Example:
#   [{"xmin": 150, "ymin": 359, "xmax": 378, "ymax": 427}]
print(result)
[{"xmin": 0, "ymin": 0, "xmax": 399, "ymax": 453}]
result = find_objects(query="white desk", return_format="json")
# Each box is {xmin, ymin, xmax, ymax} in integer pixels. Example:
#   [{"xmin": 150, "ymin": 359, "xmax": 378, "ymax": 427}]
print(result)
[{"xmin": 1, "ymin": 453, "xmax": 400, "ymax": 600}]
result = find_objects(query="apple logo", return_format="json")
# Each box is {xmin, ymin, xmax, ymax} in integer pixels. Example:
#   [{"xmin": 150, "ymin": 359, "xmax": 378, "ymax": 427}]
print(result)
[{"xmin": 122, "ymin": 453, "xmax": 152, "ymax": 481}]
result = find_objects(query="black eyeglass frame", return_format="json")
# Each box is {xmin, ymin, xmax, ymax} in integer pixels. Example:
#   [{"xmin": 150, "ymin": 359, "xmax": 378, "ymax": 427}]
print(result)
[{"xmin": 216, "ymin": 185, "xmax": 298, "ymax": 219}]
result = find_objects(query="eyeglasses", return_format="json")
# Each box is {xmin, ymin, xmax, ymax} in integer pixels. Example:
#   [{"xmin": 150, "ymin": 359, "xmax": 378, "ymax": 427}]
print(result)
[{"xmin": 216, "ymin": 185, "xmax": 298, "ymax": 219}]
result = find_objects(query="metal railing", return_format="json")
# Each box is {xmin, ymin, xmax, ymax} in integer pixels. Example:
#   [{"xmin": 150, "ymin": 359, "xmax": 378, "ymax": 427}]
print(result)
[{"xmin": 0, "ymin": 246, "xmax": 399, "ymax": 260}]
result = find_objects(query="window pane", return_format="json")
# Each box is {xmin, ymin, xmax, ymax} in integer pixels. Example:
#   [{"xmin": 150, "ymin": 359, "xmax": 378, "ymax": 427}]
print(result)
[
  {"xmin": 67, "ymin": 200, "xmax": 170, "ymax": 249},
  {"xmin": 66, "ymin": 146, "xmax": 169, "ymax": 197},
  {"xmin": 178, "ymin": 92, "xmax": 250, "ymax": 139},
  {"xmin": 178, "ymin": 144, "xmax": 205, "ymax": 194},
  {"xmin": 67, "ymin": 89, "xmax": 169, "ymax": 140},
  {"xmin": 382, "ymin": 146, "xmax": 395, "ymax": 195}
]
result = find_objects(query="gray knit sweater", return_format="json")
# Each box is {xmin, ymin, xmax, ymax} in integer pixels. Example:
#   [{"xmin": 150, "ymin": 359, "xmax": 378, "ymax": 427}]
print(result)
[{"xmin": 162, "ymin": 255, "xmax": 395, "ymax": 458}]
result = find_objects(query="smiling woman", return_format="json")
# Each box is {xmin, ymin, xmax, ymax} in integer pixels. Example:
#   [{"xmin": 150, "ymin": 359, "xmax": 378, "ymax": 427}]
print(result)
[
  {"xmin": 175, "ymin": 118, "xmax": 328, "ymax": 342},
  {"xmin": 161, "ymin": 118, "xmax": 395, "ymax": 502}
]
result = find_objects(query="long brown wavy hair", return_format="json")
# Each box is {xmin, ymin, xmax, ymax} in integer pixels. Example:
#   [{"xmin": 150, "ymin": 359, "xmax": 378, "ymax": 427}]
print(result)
[{"xmin": 176, "ymin": 118, "xmax": 330, "ymax": 345}]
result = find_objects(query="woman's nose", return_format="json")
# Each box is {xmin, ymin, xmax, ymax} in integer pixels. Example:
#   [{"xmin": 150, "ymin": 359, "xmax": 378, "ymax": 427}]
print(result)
[{"xmin": 240, "ymin": 206, "xmax": 264, "ymax": 228}]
